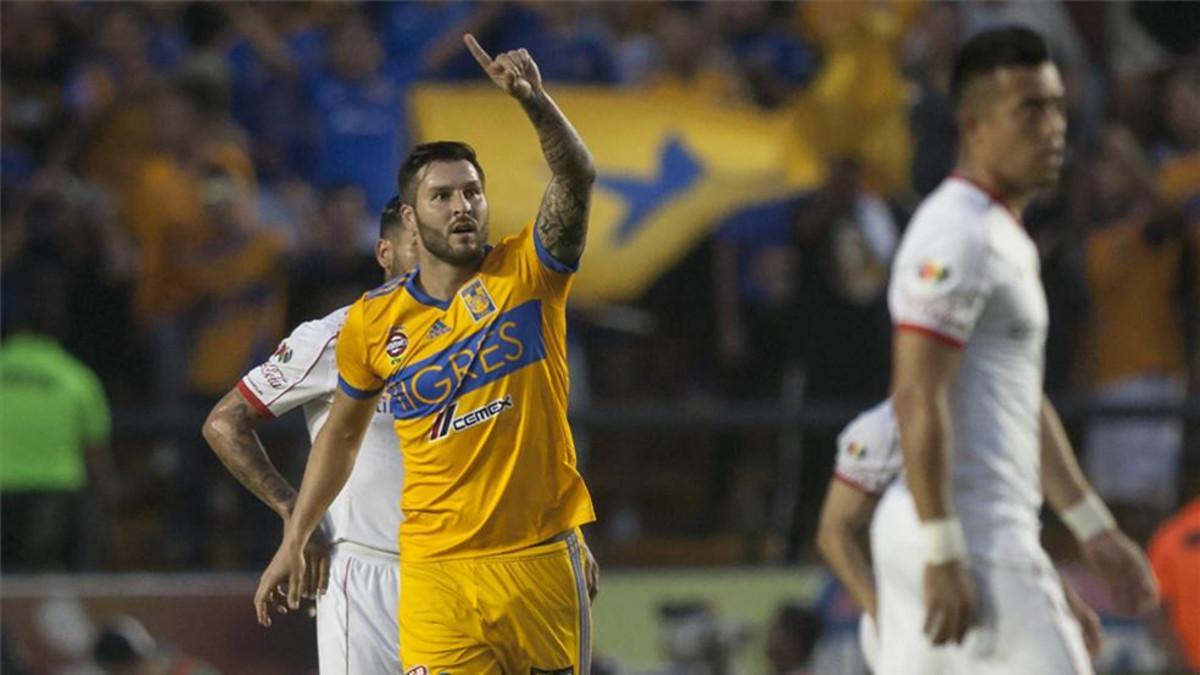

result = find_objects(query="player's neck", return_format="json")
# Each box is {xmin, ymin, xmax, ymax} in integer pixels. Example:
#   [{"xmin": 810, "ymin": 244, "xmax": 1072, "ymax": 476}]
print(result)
[
  {"xmin": 951, "ymin": 161, "xmax": 1034, "ymax": 217},
  {"xmin": 413, "ymin": 258, "xmax": 479, "ymax": 301}
]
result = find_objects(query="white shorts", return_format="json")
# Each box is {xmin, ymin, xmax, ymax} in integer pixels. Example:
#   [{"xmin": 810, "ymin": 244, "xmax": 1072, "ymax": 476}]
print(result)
[
  {"xmin": 874, "ymin": 547, "xmax": 1092, "ymax": 675},
  {"xmin": 316, "ymin": 543, "xmax": 401, "ymax": 675}
]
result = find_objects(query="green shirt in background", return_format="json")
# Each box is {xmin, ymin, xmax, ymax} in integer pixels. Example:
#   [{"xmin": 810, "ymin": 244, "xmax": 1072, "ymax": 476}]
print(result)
[{"xmin": 0, "ymin": 333, "xmax": 111, "ymax": 492}]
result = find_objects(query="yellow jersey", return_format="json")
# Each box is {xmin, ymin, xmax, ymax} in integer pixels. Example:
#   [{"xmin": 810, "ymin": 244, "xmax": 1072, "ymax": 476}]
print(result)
[{"xmin": 336, "ymin": 226, "xmax": 595, "ymax": 561}]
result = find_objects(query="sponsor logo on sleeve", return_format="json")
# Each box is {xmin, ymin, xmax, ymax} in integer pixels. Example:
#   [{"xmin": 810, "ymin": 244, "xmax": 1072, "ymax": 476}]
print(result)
[
  {"xmin": 271, "ymin": 342, "xmax": 293, "ymax": 363},
  {"xmin": 261, "ymin": 364, "xmax": 289, "ymax": 389},
  {"xmin": 459, "ymin": 279, "xmax": 497, "ymax": 322},
  {"xmin": 404, "ymin": 667, "xmax": 428, "ymax": 675},
  {"xmin": 846, "ymin": 441, "xmax": 867, "ymax": 460}
]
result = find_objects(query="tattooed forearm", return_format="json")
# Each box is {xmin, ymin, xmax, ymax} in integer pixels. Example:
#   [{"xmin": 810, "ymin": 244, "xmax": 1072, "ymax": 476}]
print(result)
[
  {"xmin": 202, "ymin": 390, "xmax": 297, "ymax": 518},
  {"xmin": 521, "ymin": 90, "xmax": 596, "ymax": 264}
]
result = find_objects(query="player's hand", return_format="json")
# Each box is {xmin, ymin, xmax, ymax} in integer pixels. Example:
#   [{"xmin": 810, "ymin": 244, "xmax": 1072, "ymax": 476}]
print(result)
[
  {"xmin": 1061, "ymin": 579, "xmax": 1103, "ymax": 658},
  {"xmin": 254, "ymin": 539, "xmax": 306, "ymax": 627},
  {"xmin": 464, "ymin": 33, "xmax": 542, "ymax": 102},
  {"xmin": 583, "ymin": 543, "xmax": 600, "ymax": 602},
  {"xmin": 922, "ymin": 560, "xmax": 978, "ymax": 645},
  {"xmin": 302, "ymin": 522, "xmax": 332, "ymax": 599},
  {"xmin": 1081, "ymin": 529, "xmax": 1159, "ymax": 617}
]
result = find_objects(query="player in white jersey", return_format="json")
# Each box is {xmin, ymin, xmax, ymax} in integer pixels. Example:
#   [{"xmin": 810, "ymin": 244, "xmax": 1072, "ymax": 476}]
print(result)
[
  {"xmin": 815, "ymin": 400, "xmax": 1158, "ymax": 671},
  {"xmin": 203, "ymin": 197, "xmax": 418, "ymax": 674},
  {"xmin": 879, "ymin": 26, "xmax": 1158, "ymax": 674}
]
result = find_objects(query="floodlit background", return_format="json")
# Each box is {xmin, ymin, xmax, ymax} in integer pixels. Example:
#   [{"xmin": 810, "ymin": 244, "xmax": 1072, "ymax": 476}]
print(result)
[{"xmin": 1, "ymin": 1, "xmax": 1197, "ymax": 673}]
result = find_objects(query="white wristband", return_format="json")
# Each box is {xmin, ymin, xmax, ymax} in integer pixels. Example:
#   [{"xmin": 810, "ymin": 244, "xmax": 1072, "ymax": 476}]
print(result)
[
  {"xmin": 921, "ymin": 518, "xmax": 968, "ymax": 564},
  {"xmin": 1061, "ymin": 492, "xmax": 1116, "ymax": 542}
]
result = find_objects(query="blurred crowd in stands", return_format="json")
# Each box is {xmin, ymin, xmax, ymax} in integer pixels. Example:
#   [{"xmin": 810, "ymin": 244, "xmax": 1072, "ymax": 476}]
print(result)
[{"xmin": 1, "ymin": 1, "xmax": 1198, "ymax": 576}]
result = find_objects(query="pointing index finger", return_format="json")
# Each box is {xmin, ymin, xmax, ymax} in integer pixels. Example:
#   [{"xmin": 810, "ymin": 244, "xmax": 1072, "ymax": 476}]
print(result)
[{"xmin": 463, "ymin": 34, "xmax": 492, "ymax": 68}]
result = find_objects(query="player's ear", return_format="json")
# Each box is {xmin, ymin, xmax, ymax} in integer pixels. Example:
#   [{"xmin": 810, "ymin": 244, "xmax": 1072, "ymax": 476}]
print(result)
[
  {"xmin": 375, "ymin": 238, "xmax": 392, "ymax": 274},
  {"xmin": 400, "ymin": 203, "xmax": 417, "ymax": 229}
]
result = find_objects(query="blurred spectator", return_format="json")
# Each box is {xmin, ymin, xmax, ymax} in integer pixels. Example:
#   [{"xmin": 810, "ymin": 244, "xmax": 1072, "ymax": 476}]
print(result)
[
  {"xmin": 1147, "ymin": 491, "xmax": 1200, "ymax": 672},
  {"xmin": 789, "ymin": 160, "xmax": 897, "ymax": 558},
  {"xmin": 174, "ymin": 154, "xmax": 292, "ymax": 567},
  {"xmin": 301, "ymin": 9, "xmax": 408, "ymax": 214},
  {"xmin": 1151, "ymin": 66, "xmax": 1200, "ymax": 392},
  {"xmin": 183, "ymin": 155, "xmax": 290, "ymax": 399},
  {"xmin": 120, "ymin": 82, "xmax": 252, "ymax": 406},
  {"xmin": 791, "ymin": 1, "xmax": 920, "ymax": 196},
  {"xmin": 903, "ymin": 2, "xmax": 961, "ymax": 196},
  {"xmin": 2, "ymin": 166, "xmax": 139, "ymax": 401},
  {"xmin": 765, "ymin": 602, "xmax": 822, "ymax": 675},
  {"xmin": 1079, "ymin": 126, "xmax": 1192, "ymax": 534},
  {"xmin": 286, "ymin": 183, "xmax": 379, "ymax": 327},
  {"xmin": 222, "ymin": 4, "xmax": 325, "ymax": 179},
  {"xmin": 474, "ymin": 3, "xmax": 618, "ymax": 84},
  {"xmin": 709, "ymin": 197, "xmax": 802, "ymax": 542},
  {"xmin": 657, "ymin": 601, "xmax": 751, "ymax": 675},
  {"xmin": 707, "ymin": 1, "xmax": 819, "ymax": 109},
  {"xmin": 0, "ymin": 269, "xmax": 116, "ymax": 571},
  {"xmin": 712, "ymin": 197, "xmax": 803, "ymax": 399},
  {"xmin": 92, "ymin": 616, "xmax": 220, "ymax": 675},
  {"xmin": 636, "ymin": 3, "xmax": 746, "ymax": 105}
]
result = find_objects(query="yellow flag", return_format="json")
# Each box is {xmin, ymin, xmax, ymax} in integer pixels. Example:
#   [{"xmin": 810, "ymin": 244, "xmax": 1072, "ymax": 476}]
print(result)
[{"xmin": 409, "ymin": 85, "xmax": 824, "ymax": 303}]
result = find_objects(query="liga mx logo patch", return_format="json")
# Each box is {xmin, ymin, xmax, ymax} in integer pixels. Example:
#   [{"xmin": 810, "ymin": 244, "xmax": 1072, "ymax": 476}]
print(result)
[
  {"xmin": 459, "ymin": 279, "xmax": 497, "ymax": 322},
  {"xmin": 918, "ymin": 260, "xmax": 950, "ymax": 283},
  {"xmin": 846, "ymin": 441, "xmax": 867, "ymax": 459}
]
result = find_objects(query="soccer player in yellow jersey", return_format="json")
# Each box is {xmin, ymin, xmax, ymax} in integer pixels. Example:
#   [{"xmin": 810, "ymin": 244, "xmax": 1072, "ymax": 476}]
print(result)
[{"xmin": 255, "ymin": 34, "xmax": 599, "ymax": 673}]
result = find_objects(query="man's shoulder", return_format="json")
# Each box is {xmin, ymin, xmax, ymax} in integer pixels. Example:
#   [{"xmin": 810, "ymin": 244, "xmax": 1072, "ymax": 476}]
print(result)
[
  {"xmin": 356, "ymin": 273, "xmax": 423, "ymax": 326},
  {"xmin": 908, "ymin": 180, "xmax": 992, "ymax": 234},
  {"xmin": 288, "ymin": 307, "xmax": 348, "ymax": 349}
]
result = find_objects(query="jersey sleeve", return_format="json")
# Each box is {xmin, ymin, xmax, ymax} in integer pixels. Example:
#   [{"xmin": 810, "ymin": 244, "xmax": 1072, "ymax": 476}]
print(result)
[
  {"xmin": 833, "ymin": 401, "xmax": 902, "ymax": 495},
  {"xmin": 238, "ymin": 319, "xmax": 338, "ymax": 419},
  {"xmin": 507, "ymin": 224, "xmax": 577, "ymax": 305},
  {"xmin": 336, "ymin": 296, "xmax": 384, "ymax": 399},
  {"xmin": 888, "ymin": 218, "xmax": 992, "ymax": 348}
]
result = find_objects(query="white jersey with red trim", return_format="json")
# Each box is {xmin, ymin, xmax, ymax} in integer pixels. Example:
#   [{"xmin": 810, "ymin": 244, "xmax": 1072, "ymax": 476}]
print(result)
[
  {"xmin": 239, "ymin": 306, "xmax": 403, "ymax": 555},
  {"xmin": 886, "ymin": 176, "xmax": 1048, "ymax": 563},
  {"xmin": 834, "ymin": 401, "xmax": 902, "ymax": 496}
]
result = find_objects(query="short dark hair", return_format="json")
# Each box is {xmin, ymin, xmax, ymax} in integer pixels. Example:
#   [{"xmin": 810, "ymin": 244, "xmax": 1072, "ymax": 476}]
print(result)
[
  {"xmin": 950, "ymin": 26, "xmax": 1051, "ymax": 107},
  {"xmin": 397, "ymin": 141, "xmax": 485, "ymax": 207},
  {"xmin": 379, "ymin": 195, "xmax": 404, "ymax": 238}
]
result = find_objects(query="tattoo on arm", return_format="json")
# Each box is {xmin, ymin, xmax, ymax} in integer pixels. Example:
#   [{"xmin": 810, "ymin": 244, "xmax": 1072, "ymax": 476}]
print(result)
[
  {"xmin": 522, "ymin": 91, "xmax": 596, "ymax": 265},
  {"xmin": 205, "ymin": 394, "xmax": 297, "ymax": 517}
]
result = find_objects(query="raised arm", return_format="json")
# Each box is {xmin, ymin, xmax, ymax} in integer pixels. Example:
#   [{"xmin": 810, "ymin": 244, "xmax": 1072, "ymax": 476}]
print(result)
[
  {"xmin": 254, "ymin": 388, "xmax": 377, "ymax": 625},
  {"xmin": 464, "ymin": 33, "xmax": 596, "ymax": 266},
  {"xmin": 891, "ymin": 330, "xmax": 977, "ymax": 645}
]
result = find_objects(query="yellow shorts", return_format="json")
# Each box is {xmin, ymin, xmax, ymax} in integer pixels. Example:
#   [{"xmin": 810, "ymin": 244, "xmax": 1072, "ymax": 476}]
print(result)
[{"xmin": 399, "ymin": 530, "xmax": 592, "ymax": 674}]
